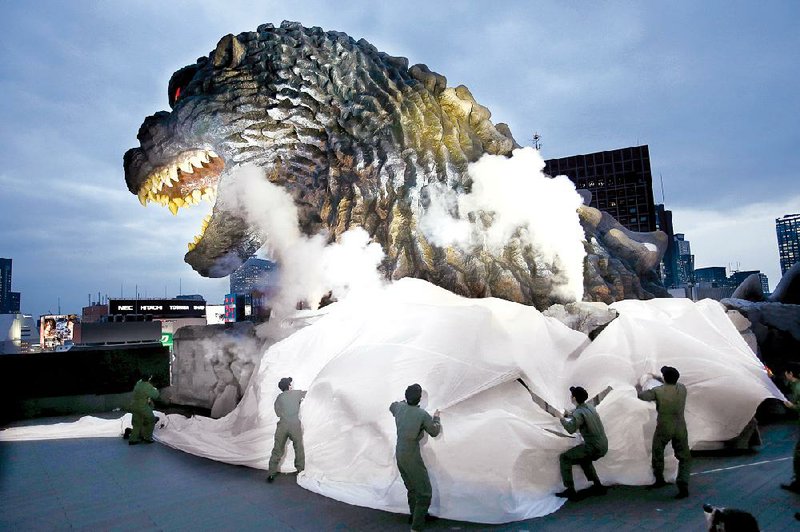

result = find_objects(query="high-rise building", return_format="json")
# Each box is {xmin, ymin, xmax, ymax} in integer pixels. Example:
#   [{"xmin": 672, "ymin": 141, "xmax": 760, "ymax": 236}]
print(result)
[
  {"xmin": 776, "ymin": 213, "xmax": 800, "ymax": 275},
  {"xmin": 230, "ymin": 258, "xmax": 278, "ymax": 295},
  {"xmin": 544, "ymin": 145, "xmax": 657, "ymax": 233},
  {"xmin": 728, "ymin": 270, "xmax": 770, "ymax": 294},
  {"xmin": 229, "ymin": 258, "xmax": 278, "ymax": 323},
  {"xmin": 654, "ymin": 204, "xmax": 678, "ymax": 287},
  {"xmin": 0, "ymin": 258, "xmax": 21, "ymax": 314},
  {"xmin": 691, "ymin": 267, "xmax": 769, "ymax": 301},
  {"xmin": 674, "ymin": 234, "xmax": 694, "ymax": 287},
  {"xmin": 694, "ymin": 266, "xmax": 728, "ymax": 286}
]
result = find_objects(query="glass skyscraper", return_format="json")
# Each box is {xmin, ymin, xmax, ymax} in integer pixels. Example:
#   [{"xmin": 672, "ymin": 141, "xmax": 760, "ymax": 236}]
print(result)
[{"xmin": 776, "ymin": 214, "xmax": 800, "ymax": 275}]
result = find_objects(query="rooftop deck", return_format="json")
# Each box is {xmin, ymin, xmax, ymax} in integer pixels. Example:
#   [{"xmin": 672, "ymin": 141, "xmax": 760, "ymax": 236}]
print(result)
[{"xmin": 1, "ymin": 417, "xmax": 798, "ymax": 530}]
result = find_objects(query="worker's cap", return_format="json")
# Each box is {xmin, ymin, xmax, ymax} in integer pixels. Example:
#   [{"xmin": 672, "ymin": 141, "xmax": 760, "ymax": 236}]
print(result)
[
  {"xmin": 405, "ymin": 383, "xmax": 422, "ymax": 405},
  {"xmin": 569, "ymin": 386, "xmax": 588, "ymax": 403},
  {"xmin": 278, "ymin": 377, "xmax": 293, "ymax": 391},
  {"xmin": 660, "ymin": 366, "xmax": 680, "ymax": 383}
]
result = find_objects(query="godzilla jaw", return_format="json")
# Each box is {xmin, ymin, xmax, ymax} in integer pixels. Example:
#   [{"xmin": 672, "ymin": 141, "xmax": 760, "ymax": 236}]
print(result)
[{"xmin": 135, "ymin": 149, "xmax": 224, "ymax": 252}]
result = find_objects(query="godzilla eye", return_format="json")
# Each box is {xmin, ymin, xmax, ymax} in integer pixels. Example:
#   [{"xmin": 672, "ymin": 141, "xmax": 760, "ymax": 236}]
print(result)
[{"xmin": 168, "ymin": 64, "xmax": 199, "ymax": 109}]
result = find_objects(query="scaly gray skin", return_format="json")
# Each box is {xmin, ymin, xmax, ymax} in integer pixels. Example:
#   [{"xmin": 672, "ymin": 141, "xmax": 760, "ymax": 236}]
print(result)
[{"xmin": 123, "ymin": 21, "xmax": 668, "ymax": 309}]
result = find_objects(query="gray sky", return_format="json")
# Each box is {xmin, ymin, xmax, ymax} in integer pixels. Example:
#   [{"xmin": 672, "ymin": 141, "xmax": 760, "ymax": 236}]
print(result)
[{"xmin": 1, "ymin": 1, "xmax": 798, "ymax": 318}]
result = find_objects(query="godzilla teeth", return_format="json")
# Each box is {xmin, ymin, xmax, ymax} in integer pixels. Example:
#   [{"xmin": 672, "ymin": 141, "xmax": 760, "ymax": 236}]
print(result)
[
  {"xmin": 187, "ymin": 217, "xmax": 212, "ymax": 252},
  {"xmin": 178, "ymin": 160, "xmax": 194, "ymax": 174},
  {"xmin": 139, "ymin": 149, "xmax": 221, "ymax": 200},
  {"xmin": 137, "ymin": 148, "xmax": 221, "ymax": 250}
]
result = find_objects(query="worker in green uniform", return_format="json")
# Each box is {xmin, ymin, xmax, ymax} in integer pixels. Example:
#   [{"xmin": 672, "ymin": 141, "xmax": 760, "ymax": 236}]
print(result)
[
  {"xmin": 555, "ymin": 386, "xmax": 608, "ymax": 500},
  {"xmin": 390, "ymin": 384, "xmax": 441, "ymax": 532},
  {"xmin": 129, "ymin": 375, "xmax": 159, "ymax": 445},
  {"xmin": 780, "ymin": 367, "xmax": 800, "ymax": 493},
  {"xmin": 266, "ymin": 377, "xmax": 306, "ymax": 483},
  {"xmin": 636, "ymin": 365, "xmax": 691, "ymax": 499}
]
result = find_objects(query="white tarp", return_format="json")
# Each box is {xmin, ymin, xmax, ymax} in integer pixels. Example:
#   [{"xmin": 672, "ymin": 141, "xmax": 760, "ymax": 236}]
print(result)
[
  {"xmin": 0, "ymin": 279, "xmax": 784, "ymax": 523},
  {"xmin": 0, "ymin": 413, "xmax": 134, "ymax": 440}
]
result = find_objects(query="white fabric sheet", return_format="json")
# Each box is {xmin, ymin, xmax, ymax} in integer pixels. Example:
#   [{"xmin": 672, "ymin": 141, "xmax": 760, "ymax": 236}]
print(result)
[
  {"xmin": 0, "ymin": 413, "xmax": 133, "ymax": 441},
  {"xmin": 0, "ymin": 280, "xmax": 784, "ymax": 524}
]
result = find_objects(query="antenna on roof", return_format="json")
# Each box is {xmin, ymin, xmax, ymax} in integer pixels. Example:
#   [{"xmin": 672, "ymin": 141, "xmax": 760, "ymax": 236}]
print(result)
[{"xmin": 660, "ymin": 173, "xmax": 666, "ymax": 204}]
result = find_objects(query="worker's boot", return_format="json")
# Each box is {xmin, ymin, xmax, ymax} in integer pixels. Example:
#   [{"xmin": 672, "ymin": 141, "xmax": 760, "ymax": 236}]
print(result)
[
  {"xmin": 555, "ymin": 487, "xmax": 578, "ymax": 501},
  {"xmin": 674, "ymin": 481, "xmax": 689, "ymax": 499}
]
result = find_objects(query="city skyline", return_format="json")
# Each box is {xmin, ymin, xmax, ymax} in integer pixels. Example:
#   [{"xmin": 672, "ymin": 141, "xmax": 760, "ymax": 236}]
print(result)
[{"xmin": 1, "ymin": 1, "xmax": 798, "ymax": 318}]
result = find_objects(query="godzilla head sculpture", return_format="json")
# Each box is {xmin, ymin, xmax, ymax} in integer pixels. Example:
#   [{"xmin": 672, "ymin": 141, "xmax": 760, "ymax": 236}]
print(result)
[{"xmin": 124, "ymin": 21, "xmax": 668, "ymax": 309}]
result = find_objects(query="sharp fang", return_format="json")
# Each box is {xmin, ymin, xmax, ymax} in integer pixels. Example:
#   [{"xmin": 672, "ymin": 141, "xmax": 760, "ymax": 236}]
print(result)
[
  {"xmin": 198, "ymin": 152, "xmax": 210, "ymax": 164},
  {"xmin": 179, "ymin": 160, "xmax": 194, "ymax": 174},
  {"xmin": 138, "ymin": 190, "xmax": 147, "ymax": 206},
  {"xmin": 188, "ymin": 242, "xmax": 196, "ymax": 251},
  {"xmin": 192, "ymin": 189, "xmax": 202, "ymax": 201},
  {"xmin": 189, "ymin": 155, "xmax": 204, "ymax": 169},
  {"xmin": 174, "ymin": 197, "xmax": 185, "ymax": 207},
  {"xmin": 208, "ymin": 150, "xmax": 219, "ymax": 158},
  {"xmin": 168, "ymin": 165, "xmax": 179, "ymax": 184},
  {"xmin": 168, "ymin": 201, "xmax": 179, "ymax": 215}
]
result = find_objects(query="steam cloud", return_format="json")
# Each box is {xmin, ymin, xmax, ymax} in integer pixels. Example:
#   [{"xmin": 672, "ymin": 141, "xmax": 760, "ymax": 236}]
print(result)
[
  {"xmin": 418, "ymin": 147, "xmax": 586, "ymax": 301},
  {"xmin": 218, "ymin": 165, "xmax": 385, "ymax": 320}
]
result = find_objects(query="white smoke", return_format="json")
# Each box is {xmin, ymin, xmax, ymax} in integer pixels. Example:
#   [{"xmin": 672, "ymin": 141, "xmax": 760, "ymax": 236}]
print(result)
[
  {"xmin": 418, "ymin": 147, "xmax": 586, "ymax": 301},
  {"xmin": 217, "ymin": 164, "xmax": 385, "ymax": 321}
]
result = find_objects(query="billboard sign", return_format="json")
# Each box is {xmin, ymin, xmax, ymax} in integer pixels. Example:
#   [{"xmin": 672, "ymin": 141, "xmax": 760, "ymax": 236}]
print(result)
[
  {"xmin": 40, "ymin": 314, "xmax": 79, "ymax": 351},
  {"xmin": 108, "ymin": 299, "xmax": 206, "ymax": 318},
  {"xmin": 160, "ymin": 332, "xmax": 173, "ymax": 349},
  {"xmin": 224, "ymin": 293, "xmax": 253, "ymax": 323},
  {"xmin": 224, "ymin": 294, "xmax": 237, "ymax": 323}
]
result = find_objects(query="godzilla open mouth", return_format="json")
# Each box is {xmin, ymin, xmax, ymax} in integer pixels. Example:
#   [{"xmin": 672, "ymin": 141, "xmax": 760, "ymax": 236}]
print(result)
[{"xmin": 135, "ymin": 149, "xmax": 225, "ymax": 251}]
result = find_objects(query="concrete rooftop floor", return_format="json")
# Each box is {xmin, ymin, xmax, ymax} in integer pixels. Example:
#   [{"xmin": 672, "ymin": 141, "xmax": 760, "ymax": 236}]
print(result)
[{"xmin": 1, "ymin": 417, "xmax": 799, "ymax": 531}]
